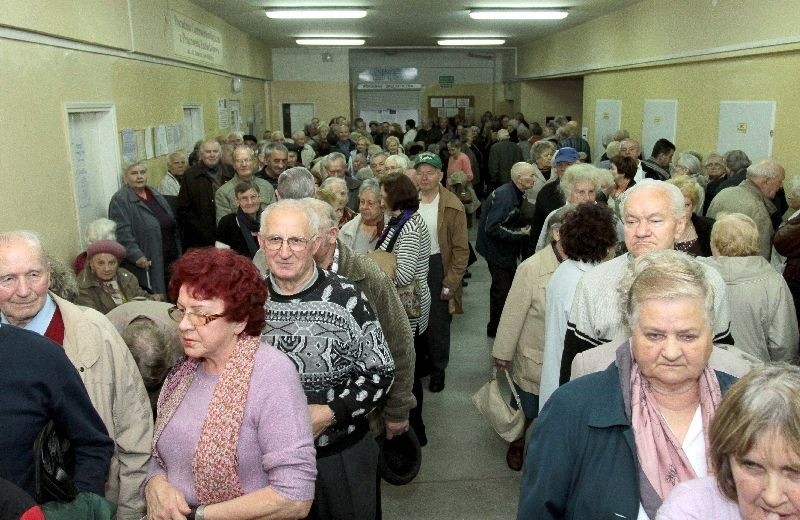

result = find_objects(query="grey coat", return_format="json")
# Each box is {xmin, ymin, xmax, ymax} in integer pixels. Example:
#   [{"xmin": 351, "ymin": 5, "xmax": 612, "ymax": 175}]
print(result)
[{"xmin": 108, "ymin": 186, "xmax": 180, "ymax": 295}]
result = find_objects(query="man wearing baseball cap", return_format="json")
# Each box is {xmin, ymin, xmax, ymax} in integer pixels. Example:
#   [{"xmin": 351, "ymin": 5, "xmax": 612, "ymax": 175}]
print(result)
[{"xmin": 530, "ymin": 147, "xmax": 579, "ymax": 245}]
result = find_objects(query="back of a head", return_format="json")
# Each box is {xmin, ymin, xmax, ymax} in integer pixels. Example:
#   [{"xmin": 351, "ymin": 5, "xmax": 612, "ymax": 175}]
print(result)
[
  {"xmin": 278, "ymin": 167, "xmax": 316, "ymax": 199},
  {"xmin": 85, "ymin": 218, "xmax": 117, "ymax": 244},
  {"xmin": 305, "ymin": 197, "xmax": 338, "ymax": 230},
  {"xmin": 723, "ymin": 149, "xmax": 751, "ymax": 172},
  {"xmin": 122, "ymin": 320, "xmax": 174, "ymax": 390},
  {"xmin": 559, "ymin": 203, "xmax": 617, "ymax": 263},
  {"xmin": 710, "ymin": 213, "xmax": 760, "ymax": 257}
]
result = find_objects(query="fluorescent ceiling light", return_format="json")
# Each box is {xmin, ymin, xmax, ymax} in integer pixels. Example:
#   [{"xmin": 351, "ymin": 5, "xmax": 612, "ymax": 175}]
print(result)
[
  {"xmin": 296, "ymin": 38, "xmax": 366, "ymax": 46},
  {"xmin": 438, "ymin": 39, "xmax": 505, "ymax": 46},
  {"xmin": 470, "ymin": 10, "xmax": 568, "ymax": 20},
  {"xmin": 266, "ymin": 9, "xmax": 367, "ymax": 19}
]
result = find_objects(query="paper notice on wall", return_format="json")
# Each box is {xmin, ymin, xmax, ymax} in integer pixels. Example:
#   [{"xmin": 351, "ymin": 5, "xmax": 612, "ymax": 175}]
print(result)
[
  {"xmin": 430, "ymin": 98, "xmax": 443, "ymax": 108},
  {"xmin": 135, "ymin": 129, "xmax": 146, "ymax": 161},
  {"xmin": 445, "ymin": 107, "xmax": 458, "ymax": 117},
  {"xmin": 444, "ymin": 98, "xmax": 457, "ymax": 108},
  {"xmin": 154, "ymin": 125, "xmax": 169, "ymax": 156},
  {"xmin": 121, "ymin": 128, "xmax": 135, "ymax": 163},
  {"xmin": 218, "ymin": 98, "xmax": 229, "ymax": 129},
  {"xmin": 457, "ymin": 98, "xmax": 470, "ymax": 107},
  {"xmin": 144, "ymin": 128, "xmax": 154, "ymax": 159}
]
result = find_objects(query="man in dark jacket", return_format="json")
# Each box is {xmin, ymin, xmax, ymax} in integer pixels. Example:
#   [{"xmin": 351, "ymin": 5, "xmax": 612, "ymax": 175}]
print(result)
[
  {"xmin": 488, "ymin": 129, "xmax": 524, "ymax": 190},
  {"xmin": 476, "ymin": 162, "xmax": 536, "ymax": 338}
]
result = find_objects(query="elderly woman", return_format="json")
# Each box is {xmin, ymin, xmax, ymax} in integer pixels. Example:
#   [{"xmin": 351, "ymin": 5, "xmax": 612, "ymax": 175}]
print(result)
[
  {"xmin": 376, "ymin": 172, "xmax": 432, "ymax": 443},
  {"xmin": 699, "ymin": 213, "xmax": 798, "ymax": 362},
  {"xmin": 109, "ymin": 160, "xmax": 180, "ymax": 299},
  {"xmin": 672, "ymin": 152, "xmax": 707, "ymax": 212},
  {"xmin": 384, "ymin": 136, "xmax": 406, "ymax": 157},
  {"xmin": 76, "ymin": 239, "xmax": 151, "ymax": 313},
  {"xmin": 319, "ymin": 177, "xmax": 356, "ymax": 226},
  {"xmin": 667, "ymin": 175, "xmax": 715, "ymax": 256},
  {"xmin": 144, "ymin": 248, "xmax": 316, "ymax": 520},
  {"xmin": 216, "ymin": 181, "xmax": 263, "ymax": 259},
  {"xmin": 658, "ymin": 364, "xmax": 800, "ymax": 519},
  {"xmin": 492, "ymin": 206, "xmax": 571, "ymax": 471},
  {"xmin": 608, "ymin": 155, "xmax": 638, "ymax": 218},
  {"xmin": 518, "ymin": 250, "xmax": 736, "ymax": 519},
  {"xmin": 539, "ymin": 203, "xmax": 618, "ymax": 411},
  {"xmin": 74, "ymin": 217, "xmax": 117, "ymax": 274},
  {"xmin": 446, "ymin": 139, "xmax": 474, "ymax": 183},
  {"xmin": 339, "ymin": 179, "xmax": 384, "ymax": 253}
]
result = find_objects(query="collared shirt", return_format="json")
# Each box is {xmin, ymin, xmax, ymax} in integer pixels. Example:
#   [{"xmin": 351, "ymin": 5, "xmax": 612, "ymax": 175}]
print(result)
[{"xmin": 1, "ymin": 293, "xmax": 56, "ymax": 335}]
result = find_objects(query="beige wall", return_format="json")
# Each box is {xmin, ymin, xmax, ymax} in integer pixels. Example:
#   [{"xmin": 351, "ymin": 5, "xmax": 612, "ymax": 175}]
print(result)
[
  {"xmin": 519, "ymin": 79, "xmax": 584, "ymax": 124},
  {"xmin": 0, "ymin": 1, "xmax": 271, "ymax": 260},
  {"xmin": 270, "ymin": 81, "xmax": 352, "ymax": 132}
]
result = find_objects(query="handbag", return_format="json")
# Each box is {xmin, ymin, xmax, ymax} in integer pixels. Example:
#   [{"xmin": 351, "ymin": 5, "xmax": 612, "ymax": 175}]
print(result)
[
  {"xmin": 34, "ymin": 420, "xmax": 78, "ymax": 503},
  {"xmin": 471, "ymin": 367, "xmax": 525, "ymax": 442},
  {"xmin": 396, "ymin": 279, "xmax": 421, "ymax": 318},
  {"xmin": 366, "ymin": 249, "xmax": 397, "ymax": 280}
]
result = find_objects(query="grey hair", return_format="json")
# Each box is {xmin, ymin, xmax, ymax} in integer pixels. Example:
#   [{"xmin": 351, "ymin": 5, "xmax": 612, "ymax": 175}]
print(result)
[
  {"xmin": 746, "ymin": 159, "xmax": 784, "ymax": 180},
  {"xmin": 723, "ymin": 149, "xmax": 751, "ymax": 172},
  {"xmin": 321, "ymin": 176, "xmax": 347, "ymax": 192},
  {"xmin": 121, "ymin": 321, "xmax": 175, "ymax": 390},
  {"xmin": 0, "ymin": 231, "xmax": 46, "ymax": 266},
  {"xmin": 711, "ymin": 213, "xmax": 760, "ymax": 257},
  {"xmin": 260, "ymin": 198, "xmax": 321, "ymax": 236},
  {"xmin": 621, "ymin": 179, "xmax": 685, "ymax": 221},
  {"xmin": 675, "ymin": 152, "xmax": 702, "ymax": 176},
  {"xmin": 559, "ymin": 163, "xmax": 601, "ymax": 197},
  {"xmin": 358, "ymin": 178, "xmax": 381, "ymax": 198},
  {"xmin": 277, "ymin": 167, "xmax": 316, "ymax": 199},
  {"xmin": 385, "ymin": 154, "xmax": 409, "ymax": 170},
  {"xmin": 619, "ymin": 249, "xmax": 715, "ymax": 330},
  {"xmin": 516, "ymin": 125, "xmax": 531, "ymax": 140},
  {"xmin": 370, "ymin": 151, "xmax": 389, "ymax": 163},
  {"xmin": 258, "ymin": 142, "xmax": 288, "ymax": 157},
  {"xmin": 305, "ymin": 198, "xmax": 338, "ymax": 229},
  {"xmin": 510, "ymin": 162, "xmax": 534, "ymax": 181},
  {"xmin": 530, "ymin": 140, "xmax": 556, "ymax": 162},
  {"xmin": 122, "ymin": 159, "xmax": 146, "ymax": 178},
  {"xmin": 47, "ymin": 254, "xmax": 79, "ymax": 302},
  {"xmin": 232, "ymin": 144, "xmax": 255, "ymax": 160},
  {"xmin": 85, "ymin": 218, "xmax": 117, "ymax": 244},
  {"xmin": 543, "ymin": 204, "xmax": 575, "ymax": 245}
]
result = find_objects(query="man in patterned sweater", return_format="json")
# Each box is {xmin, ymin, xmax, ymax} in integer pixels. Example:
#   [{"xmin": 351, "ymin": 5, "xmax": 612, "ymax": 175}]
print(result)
[{"xmin": 259, "ymin": 199, "xmax": 395, "ymax": 520}]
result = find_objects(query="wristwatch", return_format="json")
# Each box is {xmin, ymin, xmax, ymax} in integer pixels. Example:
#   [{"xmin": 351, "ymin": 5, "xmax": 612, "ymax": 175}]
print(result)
[{"xmin": 187, "ymin": 505, "xmax": 206, "ymax": 520}]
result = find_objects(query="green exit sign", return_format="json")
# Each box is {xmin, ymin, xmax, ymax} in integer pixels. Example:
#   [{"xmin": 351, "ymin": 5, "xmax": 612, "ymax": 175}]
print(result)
[{"xmin": 438, "ymin": 75, "xmax": 454, "ymax": 88}]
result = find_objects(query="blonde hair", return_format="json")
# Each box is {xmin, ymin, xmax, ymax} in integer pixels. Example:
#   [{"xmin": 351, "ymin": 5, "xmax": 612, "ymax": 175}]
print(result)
[
  {"xmin": 710, "ymin": 213, "xmax": 760, "ymax": 257},
  {"xmin": 666, "ymin": 175, "xmax": 702, "ymax": 210}
]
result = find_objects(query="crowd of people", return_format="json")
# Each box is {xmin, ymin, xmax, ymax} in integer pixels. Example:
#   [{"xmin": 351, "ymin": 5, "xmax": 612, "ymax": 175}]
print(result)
[{"xmin": 1, "ymin": 109, "xmax": 800, "ymax": 520}]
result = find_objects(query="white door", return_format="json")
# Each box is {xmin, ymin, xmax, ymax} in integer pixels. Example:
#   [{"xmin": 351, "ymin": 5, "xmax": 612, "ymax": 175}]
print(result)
[
  {"xmin": 280, "ymin": 103, "xmax": 315, "ymax": 136},
  {"xmin": 66, "ymin": 104, "xmax": 121, "ymax": 249},
  {"xmin": 594, "ymin": 100, "xmax": 621, "ymax": 164},
  {"xmin": 183, "ymin": 104, "xmax": 204, "ymax": 151},
  {"xmin": 642, "ymin": 99, "xmax": 678, "ymax": 159},
  {"xmin": 717, "ymin": 101, "xmax": 776, "ymax": 162}
]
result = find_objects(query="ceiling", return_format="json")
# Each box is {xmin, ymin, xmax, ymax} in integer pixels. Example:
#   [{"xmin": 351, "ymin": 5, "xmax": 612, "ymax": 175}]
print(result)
[{"xmin": 189, "ymin": 0, "xmax": 643, "ymax": 49}]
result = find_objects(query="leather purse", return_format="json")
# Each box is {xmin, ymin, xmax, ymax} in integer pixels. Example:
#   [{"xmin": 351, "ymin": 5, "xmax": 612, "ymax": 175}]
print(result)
[{"xmin": 471, "ymin": 368, "xmax": 525, "ymax": 442}]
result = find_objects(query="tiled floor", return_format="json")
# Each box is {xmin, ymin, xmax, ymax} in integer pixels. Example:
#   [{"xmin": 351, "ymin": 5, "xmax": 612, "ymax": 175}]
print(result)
[{"xmin": 383, "ymin": 246, "xmax": 522, "ymax": 519}]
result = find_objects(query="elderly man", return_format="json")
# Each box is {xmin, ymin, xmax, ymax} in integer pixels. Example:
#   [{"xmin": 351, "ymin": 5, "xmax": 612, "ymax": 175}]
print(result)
[
  {"xmin": 157, "ymin": 151, "xmax": 187, "ymax": 205},
  {"xmin": 276, "ymin": 166, "xmax": 317, "ymax": 199},
  {"xmin": 562, "ymin": 180, "xmax": 733, "ymax": 385},
  {"xmin": 476, "ymin": 162, "xmax": 536, "ymax": 338},
  {"xmin": 215, "ymin": 145, "xmax": 277, "ymax": 222},
  {"xmin": 0, "ymin": 231, "xmax": 152, "ymax": 519},
  {"xmin": 258, "ymin": 200, "xmax": 394, "ymax": 520},
  {"xmin": 368, "ymin": 151, "xmax": 388, "ymax": 178},
  {"xmin": 488, "ymin": 128, "xmax": 524, "ymax": 190},
  {"xmin": 531, "ymin": 147, "xmax": 578, "ymax": 244},
  {"xmin": 707, "ymin": 159, "xmax": 785, "ymax": 260},
  {"xmin": 619, "ymin": 137, "xmax": 646, "ymax": 182},
  {"xmin": 291, "ymin": 130, "xmax": 317, "ymax": 167},
  {"xmin": 716, "ymin": 149, "xmax": 753, "ymax": 192},
  {"xmin": 256, "ymin": 142, "xmax": 289, "ymax": 191},
  {"xmin": 177, "ymin": 139, "xmax": 233, "ymax": 247},
  {"xmin": 640, "ymin": 138, "xmax": 675, "ymax": 181},
  {"xmin": 558, "ymin": 121, "xmax": 592, "ymax": 162},
  {"xmin": 322, "ymin": 152, "xmax": 361, "ymax": 212},
  {"xmin": 415, "ymin": 152, "xmax": 469, "ymax": 392},
  {"xmin": 702, "ymin": 152, "xmax": 728, "ymax": 214},
  {"xmin": 334, "ymin": 125, "xmax": 357, "ymax": 156}
]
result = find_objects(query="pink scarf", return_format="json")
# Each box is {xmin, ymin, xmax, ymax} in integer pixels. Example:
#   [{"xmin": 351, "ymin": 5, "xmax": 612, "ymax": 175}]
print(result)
[
  {"xmin": 152, "ymin": 335, "xmax": 261, "ymax": 504},
  {"xmin": 630, "ymin": 360, "xmax": 722, "ymax": 501}
]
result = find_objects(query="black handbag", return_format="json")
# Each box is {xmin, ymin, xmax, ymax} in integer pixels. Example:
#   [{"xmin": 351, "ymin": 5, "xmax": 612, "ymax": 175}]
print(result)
[{"xmin": 34, "ymin": 420, "xmax": 78, "ymax": 503}]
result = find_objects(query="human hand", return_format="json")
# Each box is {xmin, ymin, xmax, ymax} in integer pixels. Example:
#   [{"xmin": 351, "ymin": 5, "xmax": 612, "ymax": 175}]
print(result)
[
  {"xmin": 135, "ymin": 256, "xmax": 151, "ymax": 269},
  {"xmin": 144, "ymin": 475, "xmax": 191, "ymax": 520},
  {"xmin": 384, "ymin": 419, "xmax": 409, "ymax": 440},
  {"xmin": 493, "ymin": 357, "xmax": 509, "ymax": 370},
  {"xmin": 307, "ymin": 404, "xmax": 335, "ymax": 438}
]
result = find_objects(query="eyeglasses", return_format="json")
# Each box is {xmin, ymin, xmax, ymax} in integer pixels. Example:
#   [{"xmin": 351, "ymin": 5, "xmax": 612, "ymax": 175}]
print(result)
[
  {"xmin": 168, "ymin": 306, "xmax": 225, "ymax": 327},
  {"xmin": 261, "ymin": 235, "xmax": 316, "ymax": 252}
]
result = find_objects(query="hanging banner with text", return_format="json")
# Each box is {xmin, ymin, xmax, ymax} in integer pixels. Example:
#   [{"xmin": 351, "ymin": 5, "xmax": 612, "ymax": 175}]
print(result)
[{"xmin": 170, "ymin": 10, "xmax": 223, "ymax": 66}]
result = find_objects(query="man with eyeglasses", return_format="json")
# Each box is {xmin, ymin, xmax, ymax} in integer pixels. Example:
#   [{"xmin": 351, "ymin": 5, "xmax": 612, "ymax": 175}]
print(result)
[
  {"xmin": 258, "ymin": 199, "xmax": 395, "ymax": 520},
  {"xmin": 214, "ymin": 145, "xmax": 276, "ymax": 223},
  {"xmin": 0, "ymin": 230, "xmax": 152, "ymax": 520},
  {"xmin": 702, "ymin": 152, "xmax": 728, "ymax": 215}
]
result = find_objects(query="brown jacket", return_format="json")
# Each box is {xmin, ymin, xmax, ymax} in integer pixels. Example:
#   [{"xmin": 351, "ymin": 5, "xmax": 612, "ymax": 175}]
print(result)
[
  {"xmin": 774, "ymin": 213, "xmax": 800, "ymax": 282},
  {"xmin": 436, "ymin": 185, "xmax": 470, "ymax": 314},
  {"xmin": 76, "ymin": 267, "xmax": 150, "ymax": 315}
]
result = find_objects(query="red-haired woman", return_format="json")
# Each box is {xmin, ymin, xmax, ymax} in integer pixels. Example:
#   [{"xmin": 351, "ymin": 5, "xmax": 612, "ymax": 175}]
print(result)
[{"xmin": 143, "ymin": 248, "xmax": 316, "ymax": 520}]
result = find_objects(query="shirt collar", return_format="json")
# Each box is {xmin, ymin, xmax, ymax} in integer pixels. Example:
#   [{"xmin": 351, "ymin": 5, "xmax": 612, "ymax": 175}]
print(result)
[{"xmin": 1, "ymin": 293, "xmax": 56, "ymax": 335}]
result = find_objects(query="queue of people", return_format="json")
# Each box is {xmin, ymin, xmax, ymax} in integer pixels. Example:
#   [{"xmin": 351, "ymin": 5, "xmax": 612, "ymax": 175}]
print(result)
[{"xmin": 3, "ymin": 113, "xmax": 800, "ymax": 520}]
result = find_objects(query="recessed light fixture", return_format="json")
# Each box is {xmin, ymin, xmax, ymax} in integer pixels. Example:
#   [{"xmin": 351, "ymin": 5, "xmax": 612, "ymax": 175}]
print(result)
[
  {"xmin": 469, "ymin": 10, "xmax": 568, "ymax": 20},
  {"xmin": 437, "ymin": 39, "xmax": 505, "ymax": 46},
  {"xmin": 266, "ymin": 9, "xmax": 367, "ymax": 19},
  {"xmin": 296, "ymin": 38, "xmax": 366, "ymax": 46}
]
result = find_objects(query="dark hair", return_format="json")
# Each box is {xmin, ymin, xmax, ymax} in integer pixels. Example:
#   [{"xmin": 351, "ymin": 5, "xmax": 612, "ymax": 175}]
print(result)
[
  {"xmin": 406, "ymin": 119, "xmax": 416, "ymax": 128},
  {"xmin": 559, "ymin": 203, "xmax": 617, "ymax": 262},
  {"xmin": 168, "ymin": 248, "xmax": 268, "ymax": 336},
  {"xmin": 611, "ymin": 155, "xmax": 638, "ymax": 180},
  {"xmin": 408, "ymin": 144, "xmax": 424, "ymax": 155},
  {"xmin": 379, "ymin": 172, "xmax": 419, "ymax": 211},
  {"xmin": 651, "ymin": 138, "xmax": 676, "ymax": 158},
  {"xmin": 242, "ymin": 134, "xmax": 257, "ymax": 143},
  {"xmin": 529, "ymin": 122, "xmax": 543, "ymax": 136},
  {"xmin": 234, "ymin": 181, "xmax": 259, "ymax": 196}
]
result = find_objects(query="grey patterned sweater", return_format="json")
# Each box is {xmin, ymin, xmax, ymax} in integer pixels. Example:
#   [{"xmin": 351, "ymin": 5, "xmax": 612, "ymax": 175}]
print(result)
[{"xmin": 263, "ymin": 268, "xmax": 395, "ymax": 449}]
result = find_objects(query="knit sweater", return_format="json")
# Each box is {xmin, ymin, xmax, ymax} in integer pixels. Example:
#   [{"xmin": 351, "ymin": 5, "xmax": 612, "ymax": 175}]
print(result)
[{"xmin": 264, "ymin": 268, "xmax": 395, "ymax": 449}]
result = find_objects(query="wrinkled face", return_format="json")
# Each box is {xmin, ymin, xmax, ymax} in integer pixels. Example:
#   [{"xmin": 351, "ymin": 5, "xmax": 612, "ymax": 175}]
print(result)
[
  {"xmin": 536, "ymin": 149, "xmax": 553, "ymax": 170},
  {"xmin": 325, "ymin": 159, "xmax": 346, "ymax": 179},
  {"xmin": 623, "ymin": 188, "xmax": 685, "ymax": 257},
  {"xmin": 386, "ymin": 140, "xmax": 399, "ymax": 155},
  {"xmin": 705, "ymin": 159, "xmax": 727, "ymax": 180},
  {"xmin": 236, "ymin": 188, "xmax": 261, "ymax": 216},
  {"xmin": 568, "ymin": 180, "xmax": 596, "ymax": 204},
  {"xmin": 514, "ymin": 170, "xmax": 536, "ymax": 191},
  {"xmin": 370, "ymin": 156, "xmax": 386, "ymax": 176},
  {"xmin": 732, "ymin": 431, "xmax": 800, "ymax": 520},
  {"xmin": 176, "ymin": 285, "xmax": 243, "ymax": 361},
  {"xmin": 168, "ymin": 155, "xmax": 187, "ymax": 176},
  {"xmin": 758, "ymin": 172, "xmax": 786, "ymax": 199},
  {"xmin": 294, "ymin": 133, "xmax": 306, "ymax": 147},
  {"xmin": 0, "ymin": 240, "xmax": 50, "ymax": 327},
  {"xmin": 266, "ymin": 150, "xmax": 288, "ymax": 177},
  {"xmin": 228, "ymin": 134, "xmax": 244, "ymax": 146},
  {"xmin": 619, "ymin": 142, "xmax": 640, "ymax": 160},
  {"xmin": 259, "ymin": 207, "xmax": 319, "ymax": 288},
  {"xmin": 416, "ymin": 164, "xmax": 441, "ymax": 194},
  {"xmin": 200, "ymin": 142, "xmax": 221, "ymax": 168},
  {"xmin": 359, "ymin": 190, "xmax": 383, "ymax": 223},
  {"xmin": 338, "ymin": 127, "xmax": 350, "ymax": 141},
  {"xmin": 89, "ymin": 253, "xmax": 118, "ymax": 282},
  {"xmin": 356, "ymin": 139, "xmax": 368, "ymax": 153},
  {"xmin": 232, "ymin": 149, "xmax": 255, "ymax": 178},
  {"xmin": 125, "ymin": 165, "xmax": 148, "ymax": 190},
  {"xmin": 630, "ymin": 297, "xmax": 713, "ymax": 393}
]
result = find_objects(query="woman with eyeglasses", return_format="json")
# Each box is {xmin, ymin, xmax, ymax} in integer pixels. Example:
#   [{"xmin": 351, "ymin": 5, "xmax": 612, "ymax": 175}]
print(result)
[{"xmin": 143, "ymin": 248, "xmax": 316, "ymax": 520}]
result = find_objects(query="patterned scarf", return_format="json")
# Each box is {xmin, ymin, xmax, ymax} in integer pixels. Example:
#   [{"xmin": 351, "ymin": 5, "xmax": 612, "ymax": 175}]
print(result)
[{"xmin": 152, "ymin": 334, "xmax": 261, "ymax": 504}]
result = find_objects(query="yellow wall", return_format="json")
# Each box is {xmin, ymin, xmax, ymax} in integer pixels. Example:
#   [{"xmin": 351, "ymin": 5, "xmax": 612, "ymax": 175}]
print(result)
[
  {"xmin": 519, "ymin": 79, "xmax": 584, "ymax": 124},
  {"xmin": 270, "ymin": 81, "xmax": 352, "ymax": 131},
  {"xmin": 0, "ymin": 1, "xmax": 271, "ymax": 260}
]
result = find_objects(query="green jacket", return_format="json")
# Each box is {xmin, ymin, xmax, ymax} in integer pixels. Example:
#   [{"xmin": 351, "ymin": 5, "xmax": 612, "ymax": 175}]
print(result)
[{"xmin": 518, "ymin": 358, "xmax": 735, "ymax": 520}]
